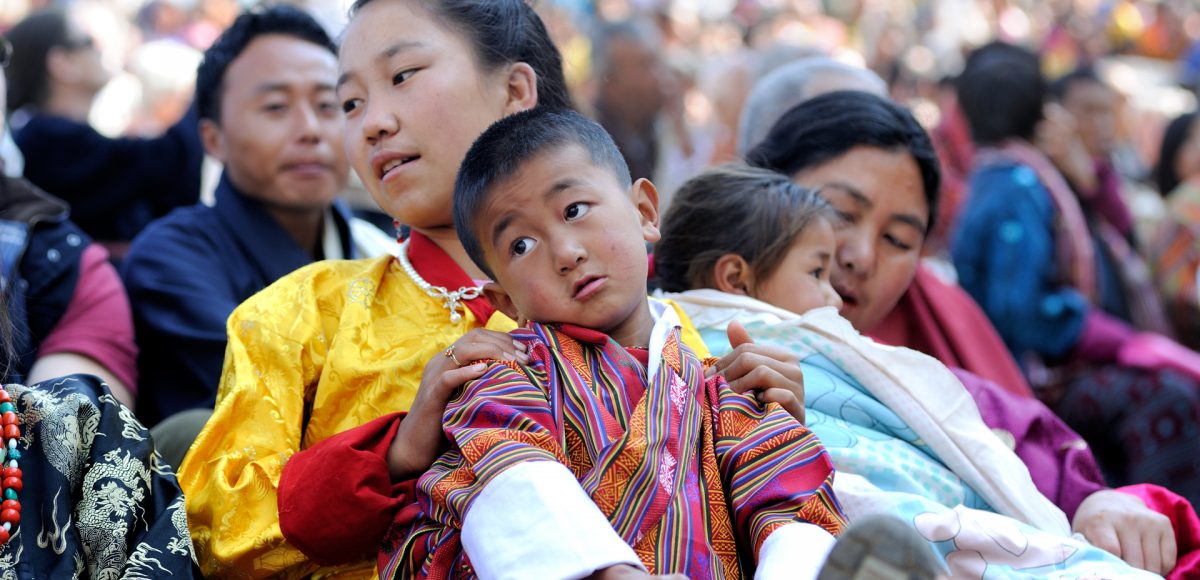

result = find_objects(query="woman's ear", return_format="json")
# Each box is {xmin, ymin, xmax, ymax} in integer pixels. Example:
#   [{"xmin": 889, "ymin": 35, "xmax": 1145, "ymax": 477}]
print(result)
[
  {"xmin": 712, "ymin": 254, "xmax": 753, "ymax": 296},
  {"xmin": 502, "ymin": 62, "xmax": 539, "ymax": 116},
  {"xmin": 483, "ymin": 282, "xmax": 524, "ymax": 325},
  {"xmin": 631, "ymin": 178, "xmax": 661, "ymax": 243}
]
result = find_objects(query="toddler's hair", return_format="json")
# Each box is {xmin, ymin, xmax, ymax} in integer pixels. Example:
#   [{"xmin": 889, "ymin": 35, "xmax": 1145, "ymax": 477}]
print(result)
[{"xmin": 655, "ymin": 165, "xmax": 834, "ymax": 293}]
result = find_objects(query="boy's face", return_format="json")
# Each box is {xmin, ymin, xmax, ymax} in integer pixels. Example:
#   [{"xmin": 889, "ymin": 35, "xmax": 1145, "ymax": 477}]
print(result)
[{"xmin": 477, "ymin": 143, "xmax": 660, "ymax": 339}]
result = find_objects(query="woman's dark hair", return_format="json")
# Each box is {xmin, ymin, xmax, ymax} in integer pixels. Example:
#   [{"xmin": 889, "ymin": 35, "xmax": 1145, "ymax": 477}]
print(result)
[
  {"xmin": 655, "ymin": 165, "xmax": 834, "ymax": 293},
  {"xmin": 348, "ymin": 0, "xmax": 571, "ymax": 110},
  {"xmin": 745, "ymin": 90, "xmax": 941, "ymax": 232},
  {"xmin": 956, "ymin": 41, "xmax": 1045, "ymax": 146},
  {"xmin": 5, "ymin": 8, "xmax": 72, "ymax": 114},
  {"xmin": 1156, "ymin": 112, "xmax": 1198, "ymax": 196}
]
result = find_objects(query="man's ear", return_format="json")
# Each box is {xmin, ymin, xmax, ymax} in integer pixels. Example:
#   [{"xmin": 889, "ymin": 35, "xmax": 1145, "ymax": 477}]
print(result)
[
  {"xmin": 711, "ymin": 253, "xmax": 754, "ymax": 296},
  {"xmin": 631, "ymin": 178, "xmax": 661, "ymax": 243},
  {"xmin": 483, "ymin": 281, "xmax": 525, "ymax": 325},
  {"xmin": 501, "ymin": 62, "xmax": 539, "ymax": 117},
  {"xmin": 199, "ymin": 118, "xmax": 227, "ymax": 162}
]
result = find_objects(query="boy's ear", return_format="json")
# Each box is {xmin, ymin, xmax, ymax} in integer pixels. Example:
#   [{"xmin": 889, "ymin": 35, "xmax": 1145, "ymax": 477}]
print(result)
[
  {"xmin": 482, "ymin": 282, "xmax": 525, "ymax": 326},
  {"xmin": 631, "ymin": 178, "xmax": 661, "ymax": 243},
  {"xmin": 199, "ymin": 118, "xmax": 228, "ymax": 162},
  {"xmin": 501, "ymin": 62, "xmax": 539, "ymax": 117},
  {"xmin": 712, "ymin": 253, "xmax": 754, "ymax": 296}
]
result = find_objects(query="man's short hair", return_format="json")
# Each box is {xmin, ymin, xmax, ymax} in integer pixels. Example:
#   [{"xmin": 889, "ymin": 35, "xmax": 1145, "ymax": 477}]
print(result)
[
  {"xmin": 454, "ymin": 108, "xmax": 632, "ymax": 279},
  {"xmin": 195, "ymin": 5, "xmax": 336, "ymax": 123}
]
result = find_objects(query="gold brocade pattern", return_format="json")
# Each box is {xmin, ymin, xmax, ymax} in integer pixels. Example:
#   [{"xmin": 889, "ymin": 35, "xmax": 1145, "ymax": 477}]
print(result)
[{"xmin": 177, "ymin": 255, "xmax": 709, "ymax": 579}]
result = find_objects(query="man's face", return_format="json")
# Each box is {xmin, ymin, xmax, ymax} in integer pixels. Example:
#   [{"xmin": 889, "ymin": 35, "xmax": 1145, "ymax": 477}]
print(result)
[{"xmin": 203, "ymin": 34, "xmax": 348, "ymax": 212}]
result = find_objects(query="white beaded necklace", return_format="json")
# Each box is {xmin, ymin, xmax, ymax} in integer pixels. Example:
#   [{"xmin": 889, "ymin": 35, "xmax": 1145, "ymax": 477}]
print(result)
[{"xmin": 396, "ymin": 238, "xmax": 483, "ymax": 324}]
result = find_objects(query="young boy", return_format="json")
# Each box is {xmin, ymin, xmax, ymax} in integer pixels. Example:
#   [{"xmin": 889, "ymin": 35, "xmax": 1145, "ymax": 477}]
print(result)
[{"xmin": 392, "ymin": 108, "xmax": 846, "ymax": 580}]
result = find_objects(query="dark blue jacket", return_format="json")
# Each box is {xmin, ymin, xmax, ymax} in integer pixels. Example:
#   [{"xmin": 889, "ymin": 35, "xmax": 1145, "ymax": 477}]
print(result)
[
  {"xmin": 120, "ymin": 174, "xmax": 358, "ymax": 425},
  {"xmin": 11, "ymin": 106, "xmax": 202, "ymax": 243},
  {"xmin": 0, "ymin": 177, "xmax": 89, "ymax": 384}
]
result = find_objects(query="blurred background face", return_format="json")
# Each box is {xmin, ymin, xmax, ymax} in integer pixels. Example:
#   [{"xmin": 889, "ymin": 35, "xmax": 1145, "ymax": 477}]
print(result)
[
  {"xmin": 1175, "ymin": 116, "xmax": 1200, "ymax": 187},
  {"xmin": 204, "ymin": 34, "xmax": 347, "ymax": 212},
  {"xmin": 599, "ymin": 34, "xmax": 665, "ymax": 126},
  {"xmin": 1062, "ymin": 79, "xmax": 1118, "ymax": 158}
]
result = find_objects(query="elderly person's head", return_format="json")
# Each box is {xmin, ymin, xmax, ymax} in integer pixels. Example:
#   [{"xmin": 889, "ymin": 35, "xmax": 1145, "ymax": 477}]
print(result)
[
  {"xmin": 747, "ymin": 91, "xmax": 940, "ymax": 332},
  {"xmin": 736, "ymin": 56, "xmax": 887, "ymax": 157}
]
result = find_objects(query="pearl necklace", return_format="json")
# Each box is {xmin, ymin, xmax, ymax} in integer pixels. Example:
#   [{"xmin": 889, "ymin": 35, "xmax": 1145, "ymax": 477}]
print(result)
[{"xmin": 396, "ymin": 238, "xmax": 483, "ymax": 324}]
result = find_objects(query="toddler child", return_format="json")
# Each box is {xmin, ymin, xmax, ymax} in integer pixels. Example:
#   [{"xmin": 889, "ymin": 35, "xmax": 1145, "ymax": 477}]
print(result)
[{"xmin": 391, "ymin": 108, "xmax": 847, "ymax": 580}]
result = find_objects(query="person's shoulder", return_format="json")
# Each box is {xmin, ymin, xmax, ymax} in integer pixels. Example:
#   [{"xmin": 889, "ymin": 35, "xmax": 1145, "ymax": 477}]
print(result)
[{"xmin": 121, "ymin": 205, "xmax": 220, "ymax": 271}]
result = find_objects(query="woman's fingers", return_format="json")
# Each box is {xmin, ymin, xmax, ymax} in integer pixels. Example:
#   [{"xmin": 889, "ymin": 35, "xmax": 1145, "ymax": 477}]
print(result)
[
  {"xmin": 1116, "ymin": 525, "xmax": 1145, "ymax": 572},
  {"xmin": 754, "ymin": 387, "xmax": 805, "ymax": 423}
]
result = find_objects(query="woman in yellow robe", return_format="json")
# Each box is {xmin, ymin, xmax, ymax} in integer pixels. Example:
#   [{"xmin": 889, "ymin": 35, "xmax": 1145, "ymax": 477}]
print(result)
[{"xmin": 176, "ymin": 1, "xmax": 808, "ymax": 578}]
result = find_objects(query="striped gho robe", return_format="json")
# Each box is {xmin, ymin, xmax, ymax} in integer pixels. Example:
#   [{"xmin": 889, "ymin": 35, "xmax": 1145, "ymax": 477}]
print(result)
[{"xmin": 388, "ymin": 303, "xmax": 846, "ymax": 579}]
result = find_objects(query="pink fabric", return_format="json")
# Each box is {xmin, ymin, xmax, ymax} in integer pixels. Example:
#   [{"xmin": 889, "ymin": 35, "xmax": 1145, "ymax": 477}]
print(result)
[
  {"xmin": 1117, "ymin": 333, "xmax": 1200, "ymax": 384},
  {"xmin": 37, "ymin": 243, "xmax": 139, "ymax": 391},
  {"xmin": 1075, "ymin": 310, "xmax": 1136, "ymax": 363},
  {"xmin": 1117, "ymin": 484, "xmax": 1200, "ymax": 579},
  {"xmin": 869, "ymin": 266, "xmax": 1033, "ymax": 398}
]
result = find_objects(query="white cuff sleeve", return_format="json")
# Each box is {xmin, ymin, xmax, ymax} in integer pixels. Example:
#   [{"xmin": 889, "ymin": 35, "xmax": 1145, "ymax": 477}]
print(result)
[
  {"xmin": 755, "ymin": 522, "xmax": 837, "ymax": 580},
  {"xmin": 461, "ymin": 461, "xmax": 643, "ymax": 580}
]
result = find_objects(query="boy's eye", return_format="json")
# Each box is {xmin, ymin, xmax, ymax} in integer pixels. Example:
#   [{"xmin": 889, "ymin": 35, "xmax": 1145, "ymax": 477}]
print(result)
[
  {"xmin": 564, "ymin": 202, "xmax": 591, "ymax": 221},
  {"xmin": 511, "ymin": 237, "xmax": 536, "ymax": 256},
  {"xmin": 884, "ymin": 233, "xmax": 913, "ymax": 251},
  {"xmin": 341, "ymin": 98, "xmax": 361, "ymax": 114}
]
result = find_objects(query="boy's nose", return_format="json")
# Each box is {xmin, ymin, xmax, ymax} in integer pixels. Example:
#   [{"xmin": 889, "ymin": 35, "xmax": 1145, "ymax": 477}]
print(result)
[{"xmin": 555, "ymin": 240, "xmax": 587, "ymax": 273}]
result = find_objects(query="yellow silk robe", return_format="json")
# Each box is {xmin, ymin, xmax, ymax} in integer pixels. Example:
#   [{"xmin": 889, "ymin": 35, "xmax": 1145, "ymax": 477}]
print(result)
[{"xmin": 178, "ymin": 255, "xmax": 709, "ymax": 579}]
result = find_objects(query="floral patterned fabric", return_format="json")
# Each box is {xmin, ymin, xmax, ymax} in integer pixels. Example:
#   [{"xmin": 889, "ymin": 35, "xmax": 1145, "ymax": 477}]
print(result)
[{"xmin": 0, "ymin": 373, "xmax": 194, "ymax": 579}]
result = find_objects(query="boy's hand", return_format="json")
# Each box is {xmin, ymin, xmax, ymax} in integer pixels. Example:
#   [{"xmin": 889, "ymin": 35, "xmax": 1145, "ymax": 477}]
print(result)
[
  {"xmin": 1072, "ymin": 489, "xmax": 1176, "ymax": 575},
  {"xmin": 387, "ymin": 329, "xmax": 529, "ymax": 481},
  {"xmin": 585, "ymin": 564, "xmax": 687, "ymax": 580},
  {"xmin": 707, "ymin": 321, "xmax": 806, "ymax": 424}
]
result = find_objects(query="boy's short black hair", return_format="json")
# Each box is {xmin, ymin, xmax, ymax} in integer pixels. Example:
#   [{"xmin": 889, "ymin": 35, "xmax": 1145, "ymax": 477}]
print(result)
[
  {"xmin": 195, "ymin": 5, "xmax": 336, "ymax": 123},
  {"xmin": 454, "ymin": 107, "xmax": 632, "ymax": 279}
]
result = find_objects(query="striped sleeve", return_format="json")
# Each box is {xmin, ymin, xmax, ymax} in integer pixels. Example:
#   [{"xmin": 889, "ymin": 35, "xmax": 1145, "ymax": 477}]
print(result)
[{"xmin": 710, "ymin": 376, "xmax": 847, "ymax": 559}]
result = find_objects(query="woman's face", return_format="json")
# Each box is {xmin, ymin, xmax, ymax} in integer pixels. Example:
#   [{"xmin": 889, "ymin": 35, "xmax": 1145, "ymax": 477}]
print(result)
[
  {"xmin": 337, "ymin": 0, "xmax": 520, "ymax": 230},
  {"xmin": 792, "ymin": 146, "xmax": 928, "ymax": 333}
]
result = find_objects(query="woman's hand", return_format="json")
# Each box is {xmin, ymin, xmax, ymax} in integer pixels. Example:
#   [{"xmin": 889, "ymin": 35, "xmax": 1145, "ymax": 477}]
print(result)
[
  {"xmin": 707, "ymin": 321, "xmax": 806, "ymax": 423},
  {"xmin": 387, "ymin": 329, "xmax": 529, "ymax": 481},
  {"xmin": 1072, "ymin": 489, "xmax": 1177, "ymax": 575}
]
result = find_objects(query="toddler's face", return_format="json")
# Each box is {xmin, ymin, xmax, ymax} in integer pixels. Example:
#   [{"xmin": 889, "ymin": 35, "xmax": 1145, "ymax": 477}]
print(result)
[
  {"xmin": 476, "ymin": 144, "xmax": 660, "ymax": 334},
  {"xmin": 752, "ymin": 216, "xmax": 842, "ymax": 316}
]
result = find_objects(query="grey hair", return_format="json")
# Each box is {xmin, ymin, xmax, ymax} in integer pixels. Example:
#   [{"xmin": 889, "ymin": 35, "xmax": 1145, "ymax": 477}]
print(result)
[
  {"xmin": 736, "ymin": 56, "xmax": 887, "ymax": 156},
  {"xmin": 590, "ymin": 18, "xmax": 661, "ymax": 79}
]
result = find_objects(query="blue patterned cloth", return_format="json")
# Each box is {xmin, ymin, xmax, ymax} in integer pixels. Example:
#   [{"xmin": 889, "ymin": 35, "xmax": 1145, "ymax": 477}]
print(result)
[{"xmin": 0, "ymin": 374, "xmax": 195, "ymax": 578}]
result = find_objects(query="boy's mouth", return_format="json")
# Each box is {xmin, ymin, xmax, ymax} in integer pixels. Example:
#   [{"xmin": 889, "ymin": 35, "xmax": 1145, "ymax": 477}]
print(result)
[{"xmin": 572, "ymin": 275, "xmax": 607, "ymax": 301}]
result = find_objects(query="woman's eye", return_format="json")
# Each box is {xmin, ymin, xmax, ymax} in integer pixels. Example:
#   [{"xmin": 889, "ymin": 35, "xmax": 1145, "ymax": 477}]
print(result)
[
  {"xmin": 884, "ymin": 234, "xmax": 913, "ymax": 251},
  {"xmin": 393, "ymin": 69, "xmax": 417, "ymax": 85},
  {"xmin": 263, "ymin": 103, "xmax": 287, "ymax": 113},
  {"xmin": 811, "ymin": 267, "xmax": 825, "ymax": 280},
  {"xmin": 836, "ymin": 210, "xmax": 856, "ymax": 224},
  {"xmin": 564, "ymin": 202, "xmax": 591, "ymax": 220},
  {"xmin": 341, "ymin": 99, "xmax": 361, "ymax": 114},
  {"xmin": 512, "ymin": 237, "xmax": 536, "ymax": 256}
]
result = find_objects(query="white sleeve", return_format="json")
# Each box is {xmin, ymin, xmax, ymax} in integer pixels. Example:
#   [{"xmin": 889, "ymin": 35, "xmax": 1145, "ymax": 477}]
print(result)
[
  {"xmin": 754, "ymin": 522, "xmax": 837, "ymax": 580},
  {"xmin": 461, "ymin": 460, "xmax": 644, "ymax": 580}
]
